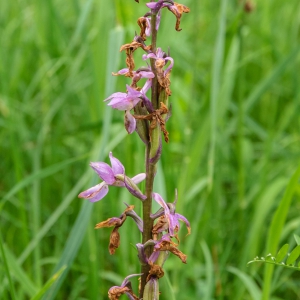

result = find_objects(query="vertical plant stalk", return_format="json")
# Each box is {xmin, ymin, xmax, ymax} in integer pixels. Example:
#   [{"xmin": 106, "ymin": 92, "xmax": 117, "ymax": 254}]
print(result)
[{"xmin": 140, "ymin": 12, "xmax": 158, "ymax": 297}]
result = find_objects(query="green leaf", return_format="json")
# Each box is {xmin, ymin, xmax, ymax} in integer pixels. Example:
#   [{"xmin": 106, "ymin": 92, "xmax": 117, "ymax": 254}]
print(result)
[
  {"xmin": 3, "ymin": 245, "xmax": 37, "ymax": 297},
  {"xmin": 245, "ymin": 46, "xmax": 300, "ymax": 112},
  {"xmin": 30, "ymin": 266, "xmax": 66, "ymax": 300},
  {"xmin": 294, "ymin": 234, "xmax": 300, "ymax": 245},
  {"xmin": 0, "ymin": 235, "xmax": 16, "ymax": 300},
  {"xmin": 262, "ymin": 164, "xmax": 300, "ymax": 300},
  {"xmin": 275, "ymin": 244, "xmax": 289, "ymax": 262},
  {"xmin": 228, "ymin": 266, "xmax": 261, "ymax": 300},
  {"xmin": 286, "ymin": 245, "xmax": 300, "ymax": 265}
]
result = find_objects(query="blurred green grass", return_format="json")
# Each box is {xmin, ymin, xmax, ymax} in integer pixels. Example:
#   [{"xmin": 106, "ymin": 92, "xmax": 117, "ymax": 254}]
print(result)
[{"xmin": 1, "ymin": 0, "xmax": 300, "ymax": 299}]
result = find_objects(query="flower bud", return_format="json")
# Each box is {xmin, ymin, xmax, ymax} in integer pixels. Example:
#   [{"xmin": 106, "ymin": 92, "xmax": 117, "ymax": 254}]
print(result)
[
  {"xmin": 149, "ymin": 123, "xmax": 162, "ymax": 164},
  {"xmin": 134, "ymin": 102, "xmax": 150, "ymax": 144},
  {"xmin": 115, "ymin": 174, "xmax": 147, "ymax": 200}
]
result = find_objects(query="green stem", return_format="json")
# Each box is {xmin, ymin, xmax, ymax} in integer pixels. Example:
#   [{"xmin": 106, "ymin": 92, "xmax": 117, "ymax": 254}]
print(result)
[{"xmin": 140, "ymin": 150, "xmax": 156, "ymax": 297}]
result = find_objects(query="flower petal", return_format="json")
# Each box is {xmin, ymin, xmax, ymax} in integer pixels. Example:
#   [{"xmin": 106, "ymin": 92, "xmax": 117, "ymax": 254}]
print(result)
[
  {"xmin": 114, "ymin": 68, "xmax": 129, "ymax": 75},
  {"xmin": 107, "ymin": 97, "xmax": 133, "ymax": 110},
  {"xmin": 78, "ymin": 182, "xmax": 109, "ymax": 202},
  {"xmin": 104, "ymin": 92, "xmax": 127, "ymax": 102},
  {"xmin": 164, "ymin": 57, "xmax": 174, "ymax": 75},
  {"xmin": 167, "ymin": 215, "xmax": 178, "ymax": 236},
  {"xmin": 141, "ymin": 94, "xmax": 154, "ymax": 113},
  {"xmin": 109, "ymin": 152, "xmax": 125, "ymax": 175},
  {"xmin": 148, "ymin": 251, "xmax": 160, "ymax": 264},
  {"xmin": 138, "ymin": 70, "xmax": 155, "ymax": 79},
  {"xmin": 90, "ymin": 162, "xmax": 115, "ymax": 184},
  {"xmin": 126, "ymin": 84, "xmax": 142, "ymax": 98},
  {"xmin": 126, "ymin": 209, "xmax": 143, "ymax": 232},
  {"xmin": 152, "ymin": 193, "xmax": 170, "ymax": 213},
  {"xmin": 124, "ymin": 110, "xmax": 136, "ymax": 134},
  {"xmin": 131, "ymin": 173, "xmax": 146, "ymax": 184},
  {"xmin": 136, "ymin": 243, "xmax": 148, "ymax": 265},
  {"xmin": 175, "ymin": 213, "xmax": 191, "ymax": 235}
]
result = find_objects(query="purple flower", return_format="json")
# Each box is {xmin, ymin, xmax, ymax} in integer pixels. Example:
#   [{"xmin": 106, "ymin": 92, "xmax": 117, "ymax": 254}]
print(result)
[
  {"xmin": 136, "ymin": 233, "xmax": 187, "ymax": 266},
  {"xmin": 113, "ymin": 67, "xmax": 154, "ymax": 81},
  {"xmin": 152, "ymin": 233, "xmax": 187, "ymax": 263},
  {"xmin": 78, "ymin": 152, "xmax": 146, "ymax": 202},
  {"xmin": 146, "ymin": 0, "xmax": 173, "ymax": 13},
  {"xmin": 143, "ymin": 48, "xmax": 174, "ymax": 76},
  {"xmin": 146, "ymin": 1, "xmax": 190, "ymax": 32},
  {"xmin": 152, "ymin": 192, "xmax": 191, "ymax": 236},
  {"xmin": 144, "ymin": 16, "xmax": 151, "ymax": 36},
  {"xmin": 104, "ymin": 85, "xmax": 143, "ymax": 111},
  {"xmin": 142, "ymin": 11, "xmax": 162, "ymax": 35},
  {"xmin": 104, "ymin": 84, "xmax": 154, "ymax": 113}
]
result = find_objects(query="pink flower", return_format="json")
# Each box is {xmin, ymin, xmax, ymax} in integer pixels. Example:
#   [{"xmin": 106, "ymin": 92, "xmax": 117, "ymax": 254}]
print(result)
[
  {"xmin": 152, "ymin": 192, "xmax": 191, "ymax": 236},
  {"xmin": 78, "ymin": 152, "xmax": 146, "ymax": 202}
]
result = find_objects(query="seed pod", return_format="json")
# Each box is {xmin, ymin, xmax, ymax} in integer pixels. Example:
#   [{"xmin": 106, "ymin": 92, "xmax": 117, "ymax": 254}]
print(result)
[{"xmin": 143, "ymin": 278, "xmax": 159, "ymax": 300}]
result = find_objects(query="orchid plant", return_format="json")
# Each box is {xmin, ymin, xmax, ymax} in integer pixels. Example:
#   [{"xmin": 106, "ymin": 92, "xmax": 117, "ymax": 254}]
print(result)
[{"xmin": 78, "ymin": 1, "xmax": 190, "ymax": 298}]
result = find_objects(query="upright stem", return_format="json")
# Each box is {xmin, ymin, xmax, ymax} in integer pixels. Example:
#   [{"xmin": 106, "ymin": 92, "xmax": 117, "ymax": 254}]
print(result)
[
  {"xmin": 140, "ymin": 150, "xmax": 156, "ymax": 296},
  {"xmin": 140, "ymin": 12, "xmax": 159, "ymax": 298},
  {"xmin": 150, "ymin": 13, "xmax": 159, "ymax": 109}
]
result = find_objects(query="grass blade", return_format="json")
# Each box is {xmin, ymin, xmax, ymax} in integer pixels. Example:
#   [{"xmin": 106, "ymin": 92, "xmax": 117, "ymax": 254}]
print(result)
[
  {"xmin": 228, "ymin": 266, "xmax": 261, "ymax": 300},
  {"xmin": 262, "ymin": 164, "xmax": 300, "ymax": 300},
  {"xmin": 245, "ymin": 46, "xmax": 300, "ymax": 112},
  {"xmin": 0, "ymin": 233, "xmax": 16, "ymax": 300},
  {"xmin": 30, "ymin": 266, "xmax": 66, "ymax": 300},
  {"xmin": 208, "ymin": 0, "xmax": 227, "ymax": 191}
]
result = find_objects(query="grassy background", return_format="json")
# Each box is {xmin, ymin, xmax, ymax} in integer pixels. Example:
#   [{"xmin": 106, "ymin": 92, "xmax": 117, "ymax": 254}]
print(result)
[{"xmin": 1, "ymin": 0, "xmax": 300, "ymax": 299}]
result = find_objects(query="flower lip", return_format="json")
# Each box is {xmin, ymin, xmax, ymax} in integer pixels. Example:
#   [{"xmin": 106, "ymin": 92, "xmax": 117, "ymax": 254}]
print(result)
[{"xmin": 78, "ymin": 182, "xmax": 109, "ymax": 202}]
